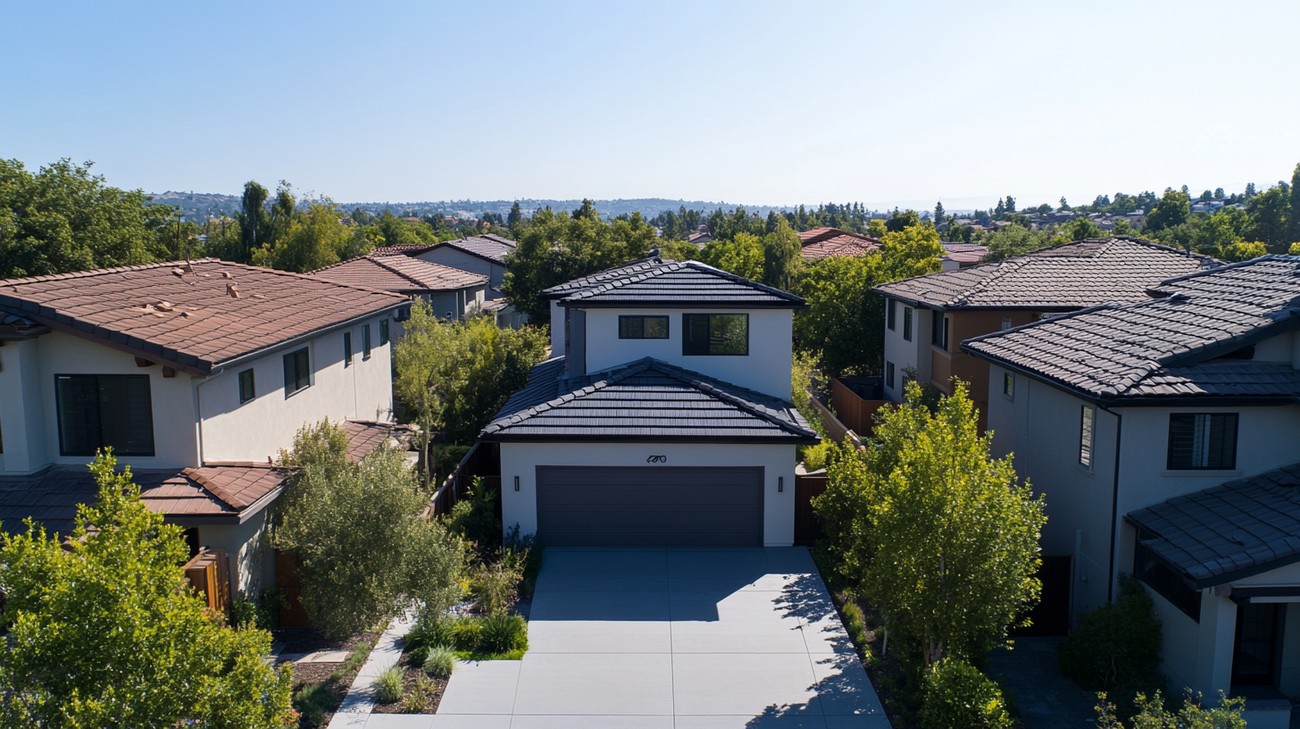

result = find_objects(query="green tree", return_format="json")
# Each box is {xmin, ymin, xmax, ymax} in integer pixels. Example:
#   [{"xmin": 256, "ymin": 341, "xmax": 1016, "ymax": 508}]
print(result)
[
  {"xmin": 794, "ymin": 254, "xmax": 886, "ymax": 376},
  {"xmin": 886, "ymin": 208, "xmax": 922, "ymax": 232},
  {"xmin": 251, "ymin": 201, "xmax": 351, "ymax": 272},
  {"xmin": 1060, "ymin": 217, "xmax": 1102, "ymax": 241},
  {"xmin": 761, "ymin": 217, "xmax": 802, "ymax": 290},
  {"xmin": 0, "ymin": 452, "xmax": 294, "ymax": 727},
  {"xmin": 933, "ymin": 201, "xmax": 945, "ymax": 227},
  {"xmin": 981, "ymin": 224, "xmax": 1054, "ymax": 260},
  {"xmin": 1095, "ymin": 691, "xmax": 1245, "ymax": 729},
  {"xmin": 507, "ymin": 200, "xmax": 525, "ymax": 235},
  {"xmin": 1146, "ymin": 190, "xmax": 1190, "ymax": 231},
  {"xmin": 1288, "ymin": 163, "xmax": 1300, "ymax": 244},
  {"xmin": 880, "ymin": 223, "xmax": 944, "ymax": 280},
  {"xmin": 1221, "ymin": 240, "xmax": 1267, "ymax": 261},
  {"xmin": 1246, "ymin": 182, "xmax": 1292, "ymax": 251},
  {"xmin": 237, "ymin": 180, "xmax": 271, "ymax": 262},
  {"xmin": 274, "ymin": 421, "xmax": 464, "ymax": 639},
  {"xmin": 373, "ymin": 210, "xmax": 436, "ymax": 247},
  {"xmin": 394, "ymin": 303, "xmax": 549, "ymax": 463},
  {"xmin": 817, "ymin": 382, "xmax": 1046, "ymax": 668},
  {"xmin": 701, "ymin": 232, "xmax": 765, "ymax": 280},
  {"xmin": 0, "ymin": 158, "xmax": 178, "ymax": 278}
]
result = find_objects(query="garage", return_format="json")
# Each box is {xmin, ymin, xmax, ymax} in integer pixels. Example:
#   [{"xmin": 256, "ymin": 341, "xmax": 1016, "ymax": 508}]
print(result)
[{"xmin": 535, "ymin": 466, "xmax": 764, "ymax": 547}]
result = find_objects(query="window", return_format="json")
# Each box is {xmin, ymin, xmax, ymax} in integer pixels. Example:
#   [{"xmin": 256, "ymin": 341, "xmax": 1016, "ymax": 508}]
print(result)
[
  {"xmin": 887, "ymin": 299, "xmax": 896, "ymax": 331},
  {"xmin": 682, "ymin": 313, "xmax": 748, "ymax": 356},
  {"xmin": 56, "ymin": 374, "xmax": 154, "ymax": 456},
  {"xmin": 1002, "ymin": 372, "xmax": 1014, "ymax": 399},
  {"xmin": 238, "ymin": 369, "xmax": 255, "ymax": 404},
  {"xmin": 618, "ymin": 315, "xmax": 669, "ymax": 339},
  {"xmin": 1135, "ymin": 535, "xmax": 1201, "ymax": 621},
  {"xmin": 1079, "ymin": 405, "xmax": 1095, "ymax": 468},
  {"xmin": 886, "ymin": 361, "xmax": 895, "ymax": 389},
  {"xmin": 283, "ymin": 347, "xmax": 311, "ymax": 396},
  {"xmin": 1167, "ymin": 413, "xmax": 1238, "ymax": 470},
  {"xmin": 379, "ymin": 318, "xmax": 390, "ymax": 346},
  {"xmin": 1001, "ymin": 316, "xmax": 1013, "ymax": 331},
  {"xmin": 903, "ymin": 307, "xmax": 913, "ymax": 342},
  {"xmin": 363, "ymin": 324, "xmax": 372, "ymax": 360},
  {"xmin": 343, "ymin": 332, "xmax": 352, "ymax": 367},
  {"xmin": 931, "ymin": 310, "xmax": 949, "ymax": 349}
]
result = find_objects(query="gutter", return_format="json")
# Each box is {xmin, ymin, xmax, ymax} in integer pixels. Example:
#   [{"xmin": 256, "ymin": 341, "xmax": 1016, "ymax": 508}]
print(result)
[{"xmin": 1098, "ymin": 403, "xmax": 1123, "ymax": 603}]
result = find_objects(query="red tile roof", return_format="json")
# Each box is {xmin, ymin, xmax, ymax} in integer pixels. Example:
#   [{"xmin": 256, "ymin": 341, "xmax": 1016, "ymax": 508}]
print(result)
[
  {"xmin": 312, "ymin": 255, "xmax": 486, "ymax": 293},
  {"xmin": 342, "ymin": 420, "xmax": 413, "ymax": 462},
  {"xmin": 0, "ymin": 259, "xmax": 409, "ymax": 374},
  {"xmin": 800, "ymin": 236, "xmax": 881, "ymax": 260}
]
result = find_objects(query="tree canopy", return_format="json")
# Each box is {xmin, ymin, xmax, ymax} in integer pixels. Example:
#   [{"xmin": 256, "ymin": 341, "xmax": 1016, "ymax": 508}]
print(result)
[{"xmin": 0, "ymin": 452, "xmax": 294, "ymax": 727}]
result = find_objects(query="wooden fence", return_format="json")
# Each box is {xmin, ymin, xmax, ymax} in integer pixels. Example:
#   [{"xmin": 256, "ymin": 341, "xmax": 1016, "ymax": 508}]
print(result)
[
  {"xmin": 830, "ymin": 376, "xmax": 887, "ymax": 437},
  {"xmin": 794, "ymin": 472, "xmax": 828, "ymax": 545},
  {"xmin": 427, "ymin": 441, "xmax": 500, "ymax": 518},
  {"xmin": 183, "ymin": 549, "xmax": 231, "ymax": 615}
]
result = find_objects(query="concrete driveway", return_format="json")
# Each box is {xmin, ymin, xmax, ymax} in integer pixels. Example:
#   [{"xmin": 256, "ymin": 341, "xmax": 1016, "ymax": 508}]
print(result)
[{"xmin": 433, "ymin": 547, "xmax": 889, "ymax": 728}]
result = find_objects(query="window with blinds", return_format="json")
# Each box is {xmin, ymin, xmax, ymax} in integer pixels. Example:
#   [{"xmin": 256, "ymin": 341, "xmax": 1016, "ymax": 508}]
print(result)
[
  {"xmin": 56, "ymin": 374, "xmax": 155, "ymax": 456},
  {"xmin": 1167, "ymin": 413, "xmax": 1237, "ymax": 470}
]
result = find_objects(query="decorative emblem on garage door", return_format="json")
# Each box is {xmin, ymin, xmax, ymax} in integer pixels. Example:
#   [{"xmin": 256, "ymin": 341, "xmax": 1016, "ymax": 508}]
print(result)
[{"xmin": 645, "ymin": 455, "xmax": 667, "ymax": 463}]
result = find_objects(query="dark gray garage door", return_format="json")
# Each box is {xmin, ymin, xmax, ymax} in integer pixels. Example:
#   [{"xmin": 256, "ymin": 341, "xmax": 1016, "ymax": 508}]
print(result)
[{"xmin": 536, "ymin": 466, "xmax": 764, "ymax": 547}]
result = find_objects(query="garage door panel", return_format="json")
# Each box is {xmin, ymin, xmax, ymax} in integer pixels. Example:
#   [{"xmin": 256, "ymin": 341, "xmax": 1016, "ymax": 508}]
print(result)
[{"xmin": 536, "ymin": 466, "xmax": 763, "ymax": 547}]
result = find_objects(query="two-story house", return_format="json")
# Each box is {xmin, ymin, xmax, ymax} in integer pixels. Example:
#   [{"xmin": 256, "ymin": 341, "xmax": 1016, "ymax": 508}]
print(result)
[
  {"xmin": 376, "ymin": 234, "xmax": 527, "ymax": 325},
  {"xmin": 311, "ymin": 253, "xmax": 488, "ymax": 324},
  {"xmin": 478, "ymin": 258, "xmax": 818, "ymax": 547},
  {"xmin": 874, "ymin": 237, "xmax": 1219, "ymax": 425},
  {"xmin": 963, "ymin": 256, "xmax": 1300, "ymax": 718},
  {"xmin": 0, "ymin": 259, "xmax": 409, "ymax": 596}
]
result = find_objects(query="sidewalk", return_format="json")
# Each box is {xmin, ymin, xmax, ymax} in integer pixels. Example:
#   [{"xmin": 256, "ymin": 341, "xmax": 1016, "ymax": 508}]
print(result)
[
  {"xmin": 328, "ymin": 611, "xmax": 419, "ymax": 729},
  {"xmin": 987, "ymin": 637, "xmax": 1097, "ymax": 729}
]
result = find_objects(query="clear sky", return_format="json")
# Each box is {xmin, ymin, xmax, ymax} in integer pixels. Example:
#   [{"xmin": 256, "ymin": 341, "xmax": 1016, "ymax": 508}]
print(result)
[{"xmin": 4, "ymin": 0, "xmax": 1299, "ymax": 210}]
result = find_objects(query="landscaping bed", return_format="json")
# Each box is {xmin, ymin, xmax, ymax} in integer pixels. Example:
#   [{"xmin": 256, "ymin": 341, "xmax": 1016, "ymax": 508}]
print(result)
[{"xmin": 276, "ymin": 628, "xmax": 381, "ymax": 728}]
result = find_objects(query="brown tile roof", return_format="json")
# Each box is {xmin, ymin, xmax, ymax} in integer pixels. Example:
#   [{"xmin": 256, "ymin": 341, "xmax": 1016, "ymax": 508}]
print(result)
[
  {"xmin": 371, "ymin": 243, "xmax": 437, "ymax": 257},
  {"xmin": 801, "ymin": 236, "xmax": 881, "ymax": 260},
  {"xmin": 0, "ymin": 259, "xmax": 409, "ymax": 374},
  {"xmin": 875, "ymin": 237, "xmax": 1221, "ymax": 310},
  {"xmin": 941, "ymin": 242, "xmax": 990, "ymax": 266},
  {"xmin": 342, "ymin": 420, "xmax": 414, "ymax": 462},
  {"xmin": 311, "ymin": 255, "xmax": 486, "ymax": 293}
]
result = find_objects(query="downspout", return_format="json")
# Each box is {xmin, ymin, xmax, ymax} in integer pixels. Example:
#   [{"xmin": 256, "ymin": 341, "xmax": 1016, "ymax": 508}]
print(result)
[
  {"xmin": 1100, "ymin": 403, "xmax": 1123, "ymax": 603},
  {"xmin": 193, "ymin": 378, "xmax": 207, "ymax": 466}
]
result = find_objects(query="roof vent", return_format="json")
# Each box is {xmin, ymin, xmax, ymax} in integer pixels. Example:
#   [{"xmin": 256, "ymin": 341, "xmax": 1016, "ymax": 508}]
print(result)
[{"xmin": 226, "ymin": 282, "xmax": 240, "ymax": 299}]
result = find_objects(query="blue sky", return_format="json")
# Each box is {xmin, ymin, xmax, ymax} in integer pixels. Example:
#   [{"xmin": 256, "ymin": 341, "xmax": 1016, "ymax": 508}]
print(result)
[{"xmin": 4, "ymin": 0, "xmax": 1299, "ymax": 210}]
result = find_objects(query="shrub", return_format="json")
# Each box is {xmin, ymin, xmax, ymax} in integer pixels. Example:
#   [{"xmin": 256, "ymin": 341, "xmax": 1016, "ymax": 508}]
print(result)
[
  {"xmin": 423, "ymin": 644, "xmax": 457, "ymax": 678},
  {"xmin": 1059, "ymin": 576, "xmax": 1163, "ymax": 713},
  {"xmin": 446, "ymin": 477, "xmax": 502, "ymax": 551},
  {"xmin": 450, "ymin": 618, "xmax": 484, "ymax": 651},
  {"xmin": 372, "ymin": 666, "xmax": 405, "ymax": 704},
  {"xmin": 920, "ymin": 658, "xmax": 1014, "ymax": 729},
  {"xmin": 472, "ymin": 548, "xmax": 525, "ymax": 617},
  {"xmin": 407, "ymin": 644, "xmax": 430, "ymax": 669},
  {"xmin": 1096, "ymin": 689, "xmax": 1246, "ymax": 729},
  {"xmin": 293, "ymin": 682, "xmax": 337, "ymax": 726},
  {"xmin": 479, "ymin": 614, "xmax": 528, "ymax": 654},
  {"xmin": 401, "ymin": 675, "xmax": 439, "ymax": 713}
]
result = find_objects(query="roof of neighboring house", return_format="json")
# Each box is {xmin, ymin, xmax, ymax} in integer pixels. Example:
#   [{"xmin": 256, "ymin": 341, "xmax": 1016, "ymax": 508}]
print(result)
[
  {"xmin": 480, "ymin": 356, "xmax": 818, "ymax": 443},
  {"xmin": 431, "ymin": 235, "xmax": 517, "ymax": 265},
  {"xmin": 1126, "ymin": 461, "xmax": 1300, "ymax": 588},
  {"xmin": 962, "ymin": 255, "xmax": 1300, "ymax": 403},
  {"xmin": 874, "ymin": 237, "xmax": 1220, "ymax": 310},
  {"xmin": 0, "ymin": 421, "xmax": 410, "ymax": 534},
  {"xmin": 799, "ymin": 228, "xmax": 882, "ymax": 260},
  {"xmin": 311, "ymin": 255, "xmax": 486, "ymax": 293},
  {"xmin": 547, "ymin": 259, "xmax": 805, "ymax": 309},
  {"xmin": 0, "ymin": 259, "xmax": 409, "ymax": 375},
  {"xmin": 941, "ymin": 242, "xmax": 990, "ymax": 266}
]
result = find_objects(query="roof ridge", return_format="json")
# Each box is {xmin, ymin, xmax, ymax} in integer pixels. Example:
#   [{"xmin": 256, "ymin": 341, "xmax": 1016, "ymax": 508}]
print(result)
[
  {"xmin": 0, "ymin": 258, "xmax": 222, "ymax": 288},
  {"xmin": 367, "ymin": 254, "xmax": 431, "ymax": 288},
  {"xmin": 206, "ymin": 259, "xmax": 410, "ymax": 302}
]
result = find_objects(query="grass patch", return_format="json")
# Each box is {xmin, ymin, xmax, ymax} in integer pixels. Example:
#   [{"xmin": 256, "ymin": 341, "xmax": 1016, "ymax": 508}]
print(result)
[
  {"xmin": 292, "ymin": 682, "xmax": 339, "ymax": 727},
  {"xmin": 454, "ymin": 647, "xmax": 527, "ymax": 661},
  {"xmin": 328, "ymin": 636, "xmax": 377, "ymax": 683}
]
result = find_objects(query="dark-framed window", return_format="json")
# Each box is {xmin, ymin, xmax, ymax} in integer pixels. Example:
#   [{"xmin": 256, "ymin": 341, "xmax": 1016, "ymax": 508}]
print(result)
[
  {"xmin": 1167, "ymin": 413, "xmax": 1237, "ymax": 470},
  {"xmin": 1079, "ymin": 405, "xmax": 1094, "ymax": 468},
  {"xmin": 1003, "ymin": 372, "xmax": 1014, "ymax": 399},
  {"xmin": 55, "ymin": 374, "xmax": 154, "ymax": 456},
  {"xmin": 618, "ymin": 315, "xmax": 669, "ymax": 339},
  {"xmin": 886, "ymin": 361, "xmax": 895, "ymax": 389},
  {"xmin": 379, "ymin": 318, "xmax": 390, "ymax": 346},
  {"xmin": 238, "ymin": 369, "xmax": 256, "ymax": 404},
  {"xmin": 283, "ymin": 347, "xmax": 311, "ymax": 396},
  {"xmin": 683, "ymin": 313, "xmax": 748, "ymax": 356},
  {"xmin": 363, "ymin": 324, "xmax": 372, "ymax": 360},
  {"xmin": 887, "ymin": 299, "xmax": 896, "ymax": 331},
  {"xmin": 903, "ymin": 307, "xmax": 913, "ymax": 342},
  {"xmin": 343, "ymin": 332, "xmax": 352, "ymax": 367},
  {"xmin": 931, "ymin": 310, "xmax": 949, "ymax": 350},
  {"xmin": 1135, "ymin": 534, "xmax": 1201, "ymax": 621}
]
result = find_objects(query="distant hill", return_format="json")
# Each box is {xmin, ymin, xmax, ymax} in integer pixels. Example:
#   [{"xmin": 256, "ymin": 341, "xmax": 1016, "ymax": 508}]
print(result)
[{"xmin": 148, "ymin": 192, "xmax": 791, "ymax": 221}]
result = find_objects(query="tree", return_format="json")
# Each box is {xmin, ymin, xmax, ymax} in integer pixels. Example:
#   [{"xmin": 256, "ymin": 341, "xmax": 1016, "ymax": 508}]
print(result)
[
  {"xmin": 1060, "ymin": 217, "xmax": 1101, "ymax": 241},
  {"xmin": 237, "ymin": 181, "xmax": 271, "ymax": 262},
  {"xmin": 507, "ymin": 200, "xmax": 525, "ymax": 235},
  {"xmin": 1095, "ymin": 691, "xmax": 1245, "ymax": 729},
  {"xmin": 394, "ymin": 303, "xmax": 549, "ymax": 464},
  {"xmin": 794, "ymin": 254, "xmax": 886, "ymax": 376},
  {"xmin": 933, "ymin": 201, "xmax": 945, "ymax": 226},
  {"xmin": 1146, "ymin": 190, "xmax": 1190, "ymax": 231},
  {"xmin": 0, "ymin": 158, "xmax": 178, "ymax": 278},
  {"xmin": 0, "ymin": 452, "xmax": 293, "ymax": 726},
  {"xmin": 274, "ymin": 421, "xmax": 464, "ymax": 639},
  {"xmin": 251, "ymin": 201, "xmax": 351, "ymax": 272},
  {"xmin": 1245, "ymin": 182, "xmax": 1291, "ymax": 251},
  {"xmin": 886, "ymin": 208, "xmax": 922, "ymax": 232},
  {"xmin": 817, "ymin": 382, "xmax": 1046, "ymax": 668},
  {"xmin": 761, "ymin": 217, "xmax": 802, "ymax": 291},
  {"xmin": 880, "ymin": 223, "xmax": 944, "ymax": 280},
  {"xmin": 1289, "ymin": 163, "xmax": 1300, "ymax": 245},
  {"xmin": 700, "ymin": 232, "xmax": 764, "ymax": 280}
]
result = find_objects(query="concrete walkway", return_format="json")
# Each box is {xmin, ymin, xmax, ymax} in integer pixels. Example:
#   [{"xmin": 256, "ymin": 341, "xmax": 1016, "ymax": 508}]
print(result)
[
  {"xmin": 328, "ymin": 611, "xmax": 419, "ymax": 729},
  {"xmin": 986, "ymin": 636, "xmax": 1097, "ymax": 729},
  {"xmin": 434, "ymin": 547, "xmax": 890, "ymax": 728}
]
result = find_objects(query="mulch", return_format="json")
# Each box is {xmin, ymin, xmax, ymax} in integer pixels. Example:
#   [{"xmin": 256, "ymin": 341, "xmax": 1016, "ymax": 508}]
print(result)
[
  {"xmin": 370, "ymin": 648, "xmax": 450, "ymax": 714},
  {"xmin": 275, "ymin": 628, "xmax": 381, "ymax": 729}
]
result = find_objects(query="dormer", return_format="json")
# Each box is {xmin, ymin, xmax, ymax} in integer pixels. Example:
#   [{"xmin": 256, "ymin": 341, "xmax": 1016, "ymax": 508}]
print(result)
[{"xmin": 539, "ymin": 258, "xmax": 805, "ymax": 400}]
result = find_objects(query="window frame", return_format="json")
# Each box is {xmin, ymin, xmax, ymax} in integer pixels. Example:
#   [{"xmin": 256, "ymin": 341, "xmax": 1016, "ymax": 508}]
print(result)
[
  {"xmin": 1079, "ymin": 405, "xmax": 1095, "ymax": 469},
  {"xmin": 682, "ymin": 313, "xmax": 749, "ymax": 356},
  {"xmin": 887, "ymin": 299, "xmax": 896, "ymax": 331},
  {"xmin": 238, "ymin": 368, "xmax": 256, "ymax": 405},
  {"xmin": 886, "ymin": 361, "xmax": 895, "ymax": 390},
  {"xmin": 1166, "ymin": 413, "xmax": 1238, "ymax": 470},
  {"xmin": 618, "ymin": 315, "xmax": 670, "ymax": 340},
  {"xmin": 283, "ymin": 347, "xmax": 311, "ymax": 397},
  {"xmin": 343, "ymin": 331, "xmax": 352, "ymax": 367},
  {"xmin": 903, "ymin": 307, "xmax": 913, "ymax": 342},
  {"xmin": 55, "ymin": 374, "xmax": 155, "ymax": 457},
  {"xmin": 1002, "ymin": 372, "xmax": 1014, "ymax": 399},
  {"xmin": 931, "ymin": 309, "xmax": 949, "ymax": 350},
  {"xmin": 363, "ymin": 324, "xmax": 372, "ymax": 360},
  {"xmin": 379, "ymin": 318, "xmax": 390, "ymax": 346}
]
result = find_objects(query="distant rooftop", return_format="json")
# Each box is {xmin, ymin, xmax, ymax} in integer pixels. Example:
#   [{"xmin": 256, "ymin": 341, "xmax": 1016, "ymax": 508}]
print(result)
[
  {"xmin": 799, "ymin": 227, "xmax": 882, "ymax": 260},
  {"xmin": 311, "ymin": 254, "xmax": 487, "ymax": 293},
  {"xmin": 875, "ymin": 237, "xmax": 1220, "ymax": 310},
  {"xmin": 962, "ymin": 255, "xmax": 1300, "ymax": 402},
  {"xmin": 434, "ymin": 235, "xmax": 517, "ymax": 265},
  {"xmin": 0, "ymin": 259, "xmax": 408, "ymax": 375}
]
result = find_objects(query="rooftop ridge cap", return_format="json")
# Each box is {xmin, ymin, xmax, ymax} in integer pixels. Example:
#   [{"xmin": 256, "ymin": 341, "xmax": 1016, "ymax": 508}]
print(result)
[
  {"xmin": 367, "ymin": 254, "xmax": 442, "ymax": 289},
  {"xmin": 187, "ymin": 259, "xmax": 410, "ymax": 302},
  {"xmin": 679, "ymin": 260, "xmax": 803, "ymax": 302},
  {"xmin": 0, "ymin": 258, "xmax": 223, "ymax": 288}
]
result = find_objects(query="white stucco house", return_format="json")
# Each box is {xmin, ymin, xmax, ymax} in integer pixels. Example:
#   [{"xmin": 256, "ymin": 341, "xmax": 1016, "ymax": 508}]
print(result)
[
  {"xmin": 0, "ymin": 259, "xmax": 410, "ymax": 596},
  {"xmin": 478, "ymin": 257, "xmax": 818, "ymax": 547},
  {"xmin": 963, "ymin": 255, "xmax": 1300, "ymax": 722}
]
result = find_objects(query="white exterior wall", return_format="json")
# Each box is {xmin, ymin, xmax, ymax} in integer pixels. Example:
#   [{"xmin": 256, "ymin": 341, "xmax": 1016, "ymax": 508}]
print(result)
[
  {"xmin": 581, "ymin": 307, "xmax": 793, "ymax": 399},
  {"xmin": 198, "ymin": 509, "xmax": 273, "ymax": 596},
  {"xmin": 549, "ymin": 300, "xmax": 565, "ymax": 355},
  {"xmin": 499, "ymin": 442, "xmax": 798, "ymax": 547},
  {"xmin": 200, "ymin": 317, "xmax": 394, "ymax": 464},
  {"xmin": 881, "ymin": 298, "xmax": 928, "ymax": 402},
  {"xmin": 0, "ymin": 339, "xmax": 48, "ymax": 473},
  {"xmin": 418, "ymin": 247, "xmax": 506, "ymax": 297}
]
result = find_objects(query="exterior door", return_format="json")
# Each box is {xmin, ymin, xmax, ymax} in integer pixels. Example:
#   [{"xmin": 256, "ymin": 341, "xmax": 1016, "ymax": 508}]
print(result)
[{"xmin": 1232, "ymin": 602, "xmax": 1284, "ymax": 687}]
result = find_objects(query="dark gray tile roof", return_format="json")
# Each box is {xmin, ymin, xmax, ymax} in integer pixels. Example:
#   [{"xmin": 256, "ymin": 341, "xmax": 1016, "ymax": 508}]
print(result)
[
  {"xmin": 541, "ymin": 256, "xmax": 665, "ymax": 298},
  {"xmin": 874, "ymin": 237, "xmax": 1219, "ymax": 310},
  {"xmin": 1127, "ymin": 462, "xmax": 1300, "ymax": 587},
  {"xmin": 962, "ymin": 255, "xmax": 1300, "ymax": 402},
  {"xmin": 480, "ymin": 356, "xmax": 818, "ymax": 443},
  {"xmin": 436, "ymin": 235, "xmax": 517, "ymax": 265},
  {"xmin": 549, "ymin": 260, "xmax": 804, "ymax": 308}
]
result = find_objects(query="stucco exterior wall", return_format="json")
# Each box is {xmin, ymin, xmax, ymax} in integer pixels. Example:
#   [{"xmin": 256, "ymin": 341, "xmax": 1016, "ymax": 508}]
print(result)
[
  {"xmin": 580, "ymin": 307, "xmax": 793, "ymax": 399},
  {"xmin": 0, "ymin": 338, "xmax": 49, "ymax": 473},
  {"xmin": 881, "ymin": 298, "xmax": 924, "ymax": 402},
  {"xmin": 198, "ymin": 509, "xmax": 273, "ymax": 596},
  {"xmin": 941, "ymin": 310, "xmax": 1042, "ymax": 425},
  {"xmin": 549, "ymin": 300, "xmax": 565, "ymax": 354},
  {"xmin": 200, "ymin": 316, "xmax": 394, "ymax": 464},
  {"xmin": 417, "ymin": 247, "xmax": 506, "ymax": 297},
  {"xmin": 499, "ymin": 442, "xmax": 798, "ymax": 547}
]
